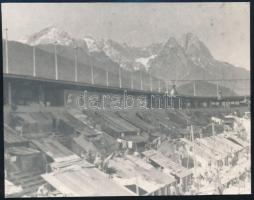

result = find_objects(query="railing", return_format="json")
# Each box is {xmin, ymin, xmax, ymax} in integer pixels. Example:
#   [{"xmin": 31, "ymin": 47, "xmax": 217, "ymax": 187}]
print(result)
[{"xmin": 3, "ymin": 40, "xmax": 250, "ymax": 97}]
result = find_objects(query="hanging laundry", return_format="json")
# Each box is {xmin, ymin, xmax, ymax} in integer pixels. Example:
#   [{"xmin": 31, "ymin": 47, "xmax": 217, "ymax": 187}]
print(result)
[
  {"xmin": 122, "ymin": 140, "xmax": 127, "ymax": 148},
  {"xmin": 128, "ymin": 141, "xmax": 133, "ymax": 149}
]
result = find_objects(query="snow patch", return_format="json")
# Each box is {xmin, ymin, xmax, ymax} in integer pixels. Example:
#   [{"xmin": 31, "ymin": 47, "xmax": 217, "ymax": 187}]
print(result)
[
  {"xmin": 25, "ymin": 27, "xmax": 74, "ymax": 46},
  {"xmin": 135, "ymin": 55, "xmax": 157, "ymax": 70},
  {"xmin": 83, "ymin": 37, "xmax": 100, "ymax": 52}
]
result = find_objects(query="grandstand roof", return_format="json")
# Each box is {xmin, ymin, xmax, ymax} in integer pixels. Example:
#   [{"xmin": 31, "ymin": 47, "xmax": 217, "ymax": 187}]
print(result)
[{"xmin": 4, "ymin": 74, "xmax": 249, "ymax": 100}]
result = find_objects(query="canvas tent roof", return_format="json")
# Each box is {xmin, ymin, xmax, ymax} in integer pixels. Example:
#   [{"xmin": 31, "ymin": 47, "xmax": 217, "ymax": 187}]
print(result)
[
  {"xmin": 67, "ymin": 109, "xmax": 102, "ymax": 136},
  {"xmin": 217, "ymin": 134, "xmax": 244, "ymax": 151},
  {"xmin": 121, "ymin": 132, "xmax": 150, "ymax": 143},
  {"xmin": 41, "ymin": 165, "xmax": 135, "ymax": 196},
  {"xmin": 31, "ymin": 138, "xmax": 80, "ymax": 163},
  {"xmin": 206, "ymin": 136, "xmax": 242, "ymax": 153},
  {"xmin": 226, "ymin": 135, "xmax": 249, "ymax": 148},
  {"xmin": 73, "ymin": 133, "xmax": 119, "ymax": 157},
  {"xmin": 107, "ymin": 155, "xmax": 175, "ymax": 194},
  {"xmin": 194, "ymin": 139, "xmax": 227, "ymax": 160},
  {"xmin": 5, "ymin": 179, "xmax": 23, "ymax": 197},
  {"xmin": 142, "ymin": 150, "xmax": 192, "ymax": 178},
  {"xmin": 180, "ymin": 138, "xmax": 226, "ymax": 162},
  {"xmin": 197, "ymin": 134, "xmax": 242, "ymax": 156},
  {"xmin": 7, "ymin": 146, "xmax": 40, "ymax": 156}
]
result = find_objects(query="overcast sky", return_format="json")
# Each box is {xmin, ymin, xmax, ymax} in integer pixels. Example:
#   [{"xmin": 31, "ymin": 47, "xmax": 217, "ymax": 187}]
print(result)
[{"xmin": 2, "ymin": 3, "xmax": 250, "ymax": 70}]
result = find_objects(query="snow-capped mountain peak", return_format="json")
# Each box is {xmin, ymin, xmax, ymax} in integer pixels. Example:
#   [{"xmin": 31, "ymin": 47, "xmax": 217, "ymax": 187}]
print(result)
[
  {"xmin": 166, "ymin": 37, "xmax": 179, "ymax": 48},
  {"xmin": 19, "ymin": 26, "xmax": 74, "ymax": 46},
  {"xmin": 181, "ymin": 32, "xmax": 213, "ymax": 59}
]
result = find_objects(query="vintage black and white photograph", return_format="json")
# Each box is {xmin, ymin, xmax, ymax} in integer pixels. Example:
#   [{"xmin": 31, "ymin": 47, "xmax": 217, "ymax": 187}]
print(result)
[{"xmin": 2, "ymin": 2, "xmax": 251, "ymax": 197}]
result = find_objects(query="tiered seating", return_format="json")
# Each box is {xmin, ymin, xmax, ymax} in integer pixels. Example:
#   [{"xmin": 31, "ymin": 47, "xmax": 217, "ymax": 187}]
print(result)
[
  {"xmin": 53, "ymin": 133, "xmax": 71, "ymax": 148},
  {"xmin": 12, "ymin": 111, "xmax": 53, "ymax": 134},
  {"xmin": 137, "ymin": 111, "xmax": 172, "ymax": 130},
  {"xmin": 117, "ymin": 111, "xmax": 156, "ymax": 133},
  {"xmin": 98, "ymin": 112, "xmax": 140, "ymax": 134},
  {"xmin": 67, "ymin": 109, "xmax": 119, "ymax": 157}
]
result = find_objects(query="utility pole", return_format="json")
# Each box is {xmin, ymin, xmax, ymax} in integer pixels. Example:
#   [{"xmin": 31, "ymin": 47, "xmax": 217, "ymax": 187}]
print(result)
[
  {"xmin": 118, "ymin": 56, "xmax": 122, "ymax": 88},
  {"xmin": 149, "ymin": 69, "xmax": 153, "ymax": 92},
  {"xmin": 212, "ymin": 122, "xmax": 221, "ymax": 194},
  {"xmin": 193, "ymin": 81, "xmax": 196, "ymax": 96},
  {"xmin": 106, "ymin": 68, "xmax": 109, "ymax": 87},
  {"xmin": 74, "ymin": 47, "xmax": 78, "ymax": 82},
  {"xmin": 166, "ymin": 81, "xmax": 169, "ymax": 94},
  {"xmin": 131, "ymin": 70, "xmax": 134, "ymax": 90},
  {"xmin": 136, "ymin": 177, "xmax": 139, "ymax": 195},
  {"xmin": 216, "ymin": 81, "xmax": 219, "ymax": 97},
  {"xmin": 140, "ymin": 70, "xmax": 143, "ymax": 90},
  {"xmin": 212, "ymin": 122, "xmax": 215, "ymax": 138},
  {"xmin": 171, "ymin": 95, "xmax": 173, "ymax": 109},
  {"xmin": 119, "ymin": 66, "xmax": 122, "ymax": 88},
  {"xmin": 191, "ymin": 125, "xmax": 196, "ymax": 180},
  {"xmin": 164, "ymin": 91, "xmax": 168, "ymax": 109},
  {"xmin": 5, "ymin": 28, "xmax": 9, "ymax": 73},
  {"xmin": 54, "ymin": 41, "xmax": 58, "ymax": 80},
  {"xmin": 158, "ymin": 80, "xmax": 161, "ymax": 93},
  {"xmin": 33, "ymin": 46, "xmax": 36, "ymax": 77},
  {"xmin": 158, "ymin": 96, "xmax": 161, "ymax": 109},
  {"xmin": 91, "ymin": 64, "xmax": 94, "ymax": 85},
  {"xmin": 8, "ymin": 81, "xmax": 12, "ymax": 106},
  {"xmin": 88, "ymin": 51, "xmax": 94, "ymax": 85}
]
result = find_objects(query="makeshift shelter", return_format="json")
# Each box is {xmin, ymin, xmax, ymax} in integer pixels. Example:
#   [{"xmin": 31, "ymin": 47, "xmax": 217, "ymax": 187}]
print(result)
[
  {"xmin": 67, "ymin": 109, "xmax": 103, "ymax": 136},
  {"xmin": 180, "ymin": 138, "xmax": 221, "ymax": 167},
  {"xmin": 117, "ymin": 132, "xmax": 150, "ymax": 151},
  {"xmin": 107, "ymin": 155, "xmax": 176, "ymax": 195},
  {"xmin": 11, "ymin": 111, "xmax": 54, "ymax": 134},
  {"xmin": 226, "ymin": 135, "xmax": 249, "ymax": 148},
  {"xmin": 41, "ymin": 165, "xmax": 135, "ymax": 196},
  {"xmin": 141, "ymin": 149, "xmax": 192, "ymax": 192},
  {"xmin": 71, "ymin": 132, "xmax": 119, "ymax": 158},
  {"xmin": 4, "ymin": 124, "xmax": 28, "ymax": 148},
  {"xmin": 31, "ymin": 138, "xmax": 80, "ymax": 164},
  {"xmin": 5, "ymin": 179, "xmax": 23, "ymax": 197},
  {"xmin": 92, "ymin": 112, "xmax": 148, "ymax": 150},
  {"xmin": 6, "ymin": 146, "xmax": 44, "ymax": 173},
  {"xmin": 194, "ymin": 138, "xmax": 228, "ymax": 166}
]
